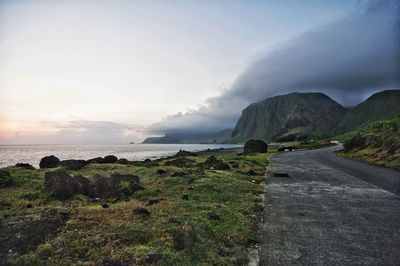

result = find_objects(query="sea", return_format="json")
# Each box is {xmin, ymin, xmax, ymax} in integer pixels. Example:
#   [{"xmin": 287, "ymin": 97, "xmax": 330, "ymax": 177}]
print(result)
[{"xmin": 0, "ymin": 143, "xmax": 242, "ymax": 168}]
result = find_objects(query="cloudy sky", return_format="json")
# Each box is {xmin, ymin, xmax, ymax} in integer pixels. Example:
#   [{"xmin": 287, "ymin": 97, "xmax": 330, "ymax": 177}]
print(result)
[{"xmin": 0, "ymin": 0, "xmax": 398, "ymax": 144}]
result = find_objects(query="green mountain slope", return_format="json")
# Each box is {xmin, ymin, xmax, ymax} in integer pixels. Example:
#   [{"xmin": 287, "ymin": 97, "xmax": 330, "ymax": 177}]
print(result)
[
  {"xmin": 230, "ymin": 92, "xmax": 348, "ymax": 143},
  {"xmin": 338, "ymin": 115, "xmax": 400, "ymax": 169},
  {"xmin": 333, "ymin": 90, "xmax": 400, "ymax": 134}
]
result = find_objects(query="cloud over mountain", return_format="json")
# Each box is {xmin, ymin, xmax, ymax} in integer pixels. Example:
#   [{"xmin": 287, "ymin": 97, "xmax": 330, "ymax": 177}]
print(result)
[{"xmin": 148, "ymin": 0, "xmax": 400, "ymax": 135}]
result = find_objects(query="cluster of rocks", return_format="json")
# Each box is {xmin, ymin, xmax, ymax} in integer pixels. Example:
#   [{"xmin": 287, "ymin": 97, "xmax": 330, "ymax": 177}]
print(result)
[
  {"xmin": 44, "ymin": 170, "xmax": 144, "ymax": 199},
  {"xmin": 37, "ymin": 155, "xmax": 135, "ymax": 170},
  {"xmin": 243, "ymin": 139, "xmax": 268, "ymax": 155},
  {"xmin": 174, "ymin": 150, "xmax": 197, "ymax": 157}
]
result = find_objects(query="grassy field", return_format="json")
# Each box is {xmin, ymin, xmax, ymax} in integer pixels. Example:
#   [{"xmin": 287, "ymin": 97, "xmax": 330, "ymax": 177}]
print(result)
[{"xmin": 0, "ymin": 152, "xmax": 269, "ymax": 265}]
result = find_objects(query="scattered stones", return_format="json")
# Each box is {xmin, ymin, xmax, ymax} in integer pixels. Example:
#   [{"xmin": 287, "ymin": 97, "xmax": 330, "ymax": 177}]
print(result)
[
  {"xmin": 103, "ymin": 155, "xmax": 118, "ymax": 163},
  {"xmin": 39, "ymin": 155, "xmax": 60, "ymax": 169},
  {"xmin": 156, "ymin": 169, "xmax": 166, "ymax": 175},
  {"xmin": 170, "ymin": 171, "xmax": 188, "ymax": 177},
  {"xmin": 60, "ymin": 159, "xmax": 87, "ymax": 170},
  {"xmin": 44, "ymin": 170, "xmax": 77, "ymax": 199},
  {"xmin": 14, "ymin": 163, "xmax": 35, "ymax": 170},
  {"xmin": 133, "ymin": 207, "xmax": 150, "ymax": 216},
  {"xmin": 277, "ymin": 146, "xmax": 295, "ymax": 152},
  {"xmin": 229, "ymin": 161, "xmax": 239, "ymax": 168},
  {"xmin": 174, "ymin": 149, "xmax": 197, "ymax": 157},
  {"xmin": 173, "ymin": 224, "xmax": 196, "ymax": 250},
  {"xmin": 146, "ymin": 253, "xmax": 163, "ymax": 264},
  {"xmin": 243, "ymin": 139, "xmax": 268, "ymax": 154},
  {"xmin": 181, "ymin": 194, "xmax": 189, "ymax": 200}
]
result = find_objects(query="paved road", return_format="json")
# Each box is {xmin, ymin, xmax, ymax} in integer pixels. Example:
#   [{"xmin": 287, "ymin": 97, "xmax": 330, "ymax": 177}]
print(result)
[{"xmin": 260, "ymin": 145, "xmax": 400, "ymax": 265}]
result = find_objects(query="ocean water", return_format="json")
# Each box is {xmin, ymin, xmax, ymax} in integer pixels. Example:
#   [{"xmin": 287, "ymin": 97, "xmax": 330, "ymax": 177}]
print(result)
[{"xmin": 0, "ymin": 143, "xmax": 242, "ymax": 168}]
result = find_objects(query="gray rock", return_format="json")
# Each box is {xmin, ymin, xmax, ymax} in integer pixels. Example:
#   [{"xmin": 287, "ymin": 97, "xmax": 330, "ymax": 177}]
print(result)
[
  {"xmin": 14, "ymin": 163, "xmax": 35, "ymax": 170},
  {"xmin": 243, "ymin": 139, "xmax": 268, "ymax": 154},
  {"xmin": 44, "ymin": 170, "xmax": 76, "ymax": 199},
  {"xmin": 173, "ymin": 224, "xmax": 196, "ymax": 250},
  {"xmin": 60, "ymin": 159, "xmax": 87, "ymax": 170}
]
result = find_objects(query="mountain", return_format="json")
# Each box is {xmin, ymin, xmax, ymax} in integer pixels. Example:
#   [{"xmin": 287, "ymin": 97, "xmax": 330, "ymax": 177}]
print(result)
[
  {"xmin": 143, "ymin": 128, "xmax": 233, "ymax": 144},
  {"xmin": 333, "ymin": 90, "xmax": 400, "ymax": 134},
  {"xmin": 230, "ymin": 92, "xmax": 348, "ymax": 143}
]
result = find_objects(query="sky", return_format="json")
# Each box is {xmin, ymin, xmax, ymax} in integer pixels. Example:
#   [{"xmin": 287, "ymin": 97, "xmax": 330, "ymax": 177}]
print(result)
[{"xmin": 0, "ymin": 0, "xmax": 398, "ymax": 144}]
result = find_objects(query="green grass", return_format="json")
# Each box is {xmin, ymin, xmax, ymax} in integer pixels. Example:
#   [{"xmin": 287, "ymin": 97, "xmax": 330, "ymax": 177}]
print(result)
[
  {"xmin": 0, "ymin": 152, "xmax": 270, "ymax": 265},
  {"xmin": 336, "ymin": 115, "xmax": 400, "ymax": 169}
]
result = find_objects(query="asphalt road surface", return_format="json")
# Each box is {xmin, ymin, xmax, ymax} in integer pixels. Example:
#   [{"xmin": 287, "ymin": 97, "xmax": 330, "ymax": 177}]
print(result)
[{"xmin": 260, "ymin": 145, "xmax": 400, "ymax": 265}]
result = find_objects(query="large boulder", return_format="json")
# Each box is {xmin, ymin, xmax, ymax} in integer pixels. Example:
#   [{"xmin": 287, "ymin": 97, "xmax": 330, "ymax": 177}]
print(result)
[
  {"xmin": 88, "ymin": 175, "xmax": 118, "ymax": 198},
  {"xmin": 72, "ymin": 175, "xmax": 90, "ymax": 195},
  {"xmin": 44, "ymin": 170, "xmax": 76, "ymax": 199},
  {"xmin": 60, "ymin": 159, "xmax": 87, "ymax": 170},
  {"xmin": 86, "ymin": 157, "xmax": 105, "ymax": 164},
  {"xmin": 39, "ymin": 155, "xmax": 60, "ymax": 169},
  {"xmin": 203, "ymin": 155, "xmax": 230, "ymax": 170},
  {"xmin": 344, "ymin": 134, "xmax": 380, "ymax": 152},
  {"xmin": 14, "ymin": 163, "xmax": 36, "ymax": 170},
  {"xmin": 102, "ymin": 155, "xmax": 118, "ymax": 163},
  {"xmin": 243, "ymin": 139, "xmax": 268, "ymax": 154}
]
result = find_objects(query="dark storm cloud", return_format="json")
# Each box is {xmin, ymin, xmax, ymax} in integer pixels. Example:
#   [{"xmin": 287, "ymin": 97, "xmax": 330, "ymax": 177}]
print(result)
[{"xmin": 148, "ymin": 0, "xmax": 400, "ymax": 134}]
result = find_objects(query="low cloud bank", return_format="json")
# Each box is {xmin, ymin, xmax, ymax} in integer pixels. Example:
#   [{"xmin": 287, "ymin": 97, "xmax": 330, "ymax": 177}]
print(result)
[{"xmin": 148, "ymin": 0, "xmax": 400, "ymax": 135}]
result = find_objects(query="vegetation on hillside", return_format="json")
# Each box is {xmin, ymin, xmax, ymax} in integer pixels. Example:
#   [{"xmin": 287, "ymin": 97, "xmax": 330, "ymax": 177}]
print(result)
[
  {"xmin": 337, "ymin": 115, "xmax": 400, "ymax": 169},
  {"xmin": 0, "ymin": 152, "xmax": 269, "ymax": 265}
]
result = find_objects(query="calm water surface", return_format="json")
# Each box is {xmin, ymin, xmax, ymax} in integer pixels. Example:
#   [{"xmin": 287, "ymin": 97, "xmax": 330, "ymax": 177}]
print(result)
[{"xmin": 0, "ymin": 144, "xmax": 242, "ymax": 168}]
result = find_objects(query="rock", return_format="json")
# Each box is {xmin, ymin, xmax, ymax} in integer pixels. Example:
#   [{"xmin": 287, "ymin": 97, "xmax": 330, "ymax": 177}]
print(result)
[
  {"xmin": 44, "ymin": 170, "xmax": 76, "ymax": 199},
  {"xmin": 26, "ymin": 203, "xmax": 33, "ymax": 208},
  {"xmin": 60, "ymin": 159, "xmax": 87, "ymax": 170},
  {"xmin": 14, "ymin": 163, "xmax": 35, "ymax": 170},
  {"xmin": 146, "ymin": 199, "xmax": 163, "ymax": 206},
  {"xmin": 117, "ymin": 158, "xmax": 129, "ymax": 164},
  {"xmin": 0, "ymin": 170, "xmax": 13, "ymax": 188},
  {"xmin": 88, "ymin": 175, "xmax": 118, "ymax": 198},
  {"xmin": 156, "ymin": 169, "xmax": 166, "ymax": 175},
  {"xmin": 72, "ymin": 175, "xmax": 90, "ymax": 195},
  {"xmin": 39, "ymin": 155, "xmax": 60, "ymax": 169},
  {"xmin": 344, "ymin": 134, "xmax": 380, "ymax": 152},
  {"xmin": 170, "ymin": 171, "xmax": 188, "ymax": 177},
  {"xmin": 174, "ymin": 149, "xmax": 197, "ymax": 157},
  {"xmin": 101, "ymin": 203, "xmax": 109, "ymax": 208},
  {"xmin": 181, "ymin": 194, "xmax": 189, "ymax": 200},
  {"xmin": 144, "ymin": 158, "xmax": 151, "ymax": 163},
  {"xmin": 229, "ymin": 161, "xmax": 239, "ymax": 168},
  {"xmin": 146, "ymin": 253, "xmax": 163, "ymax": 264},
  {"xmin": 277, "ymin": 146, "xmax": 295, "ymax": 152},
  {"xmin": 165, "ymin": 157, "xmax": 195, "ymax": 168},
  {"xmin": 203, "ymin": 156, "xmax": 230, "ymax": 170},
  {"xmin": 173, "ymin": 224, "xmax": 196, "ymax": 250},
  {"xmin": 133, "ymin": 207, "xmax": 150, "ymax": 216},
  {"xmin": 87, "ymin": 157, "xmax": 105, "ymax": 164},
  {"xmin": 208, "ymin": 212, "xmax": 220, "ymax": 221},
  {"xmin": 243, "ymin": 139, "xmax": 268, "ymax": 154},
  {"xmin": 103, "ymin": 155, "xmax": 118, "ymax": 163},
  {"xmin": 247, "ymin": 170, "xmax": 257, "ymax": 176}
]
